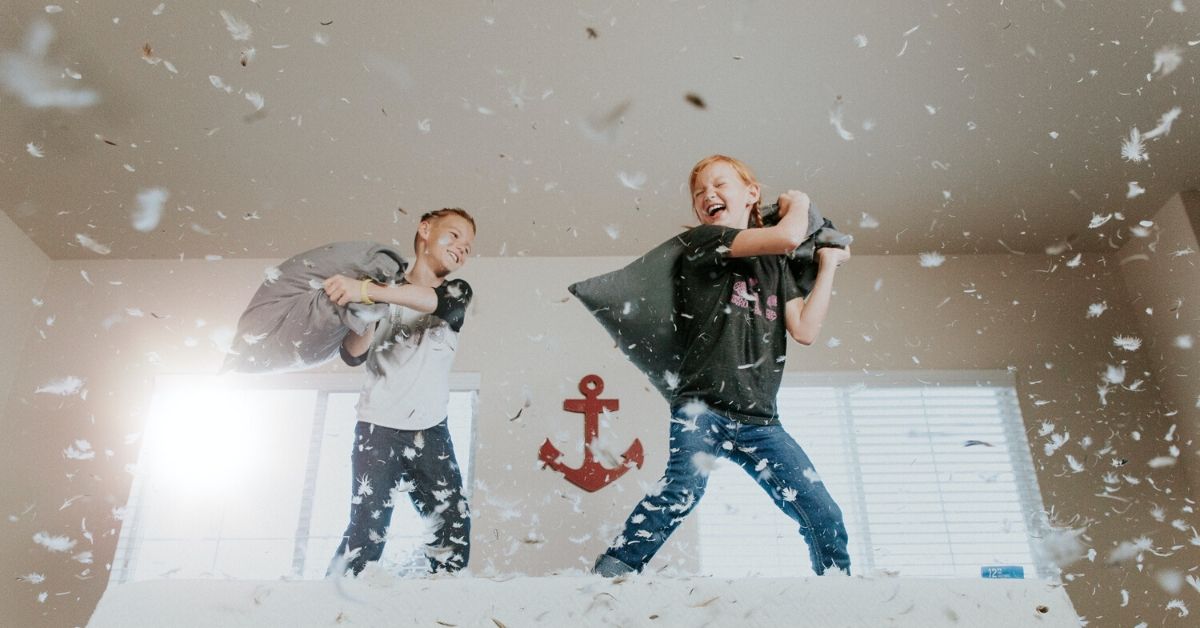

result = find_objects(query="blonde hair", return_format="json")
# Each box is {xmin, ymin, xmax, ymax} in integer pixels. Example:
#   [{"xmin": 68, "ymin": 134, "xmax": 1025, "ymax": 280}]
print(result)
[
  {"xmin": 689, "ymin": 154, "xmax": 763, "ymax": 227},
  {"xmin": 414, "ymin": 207, "xmax": 476, "ymax": 252}
]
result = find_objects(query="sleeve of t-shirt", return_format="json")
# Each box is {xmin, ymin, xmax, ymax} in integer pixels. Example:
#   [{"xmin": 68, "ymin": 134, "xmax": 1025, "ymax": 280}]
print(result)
[
  {"xmin": 340, "ymin": 342, "xmax": 369, "ymax": 367},
  {"xmin": 338, "ymin": 324, "xmax": 374, "ymax": 369},
  {"xmin": 678, "ymin": 224, "xmax": 740, "ymax": 269},
  {"xmin": 434, "ymin": 278, "xmax": 473, "ymax": 333}
]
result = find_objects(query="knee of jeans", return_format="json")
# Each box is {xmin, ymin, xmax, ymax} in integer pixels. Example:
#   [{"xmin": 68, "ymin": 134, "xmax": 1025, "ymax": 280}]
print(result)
[
  {"xmin": 647, "ymin": 478, "xmax": 706, "ymax": 512},
  {"xmin": 593, "ymin": 554, "xmax": 636, "ymax": 577}
]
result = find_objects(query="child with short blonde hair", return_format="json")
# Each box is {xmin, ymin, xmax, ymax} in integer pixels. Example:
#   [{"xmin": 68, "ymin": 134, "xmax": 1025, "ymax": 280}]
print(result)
[{"xmin": 323, "ymin": 208, "xmax": 476, "ymax": 576}]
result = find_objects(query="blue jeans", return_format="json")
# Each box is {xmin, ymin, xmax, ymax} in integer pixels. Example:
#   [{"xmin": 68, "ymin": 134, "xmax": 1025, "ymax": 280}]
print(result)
[
  {"xmin": 328, "ymin": 419, "xmax": 470, "ymax": 575},
  {"xmin": 595, "ymin": 406, "xmax": 850, "ymax": 576}
]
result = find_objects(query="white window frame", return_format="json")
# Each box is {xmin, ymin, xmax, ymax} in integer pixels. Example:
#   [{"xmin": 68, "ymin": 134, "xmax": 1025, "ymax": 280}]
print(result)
[{"xmin": 109, "ymin": 371, "xmax": 479, "ymax": 584}]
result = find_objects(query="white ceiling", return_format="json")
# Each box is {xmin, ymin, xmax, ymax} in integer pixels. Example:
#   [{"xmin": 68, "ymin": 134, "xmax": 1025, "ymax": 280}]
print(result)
[{"xmin": 2, "ymin": 1, "xmax": 1198, "ymax": 260}]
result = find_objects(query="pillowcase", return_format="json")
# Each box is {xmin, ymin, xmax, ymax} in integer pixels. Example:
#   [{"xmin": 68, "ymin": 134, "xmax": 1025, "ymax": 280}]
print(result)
[
  {"xmin": 568, "ymin": 204, "xmax": 850, "ymax": 400},
  {"xmin": 222, "ymin": 241, "xmax": 406, "ymax": 373}
]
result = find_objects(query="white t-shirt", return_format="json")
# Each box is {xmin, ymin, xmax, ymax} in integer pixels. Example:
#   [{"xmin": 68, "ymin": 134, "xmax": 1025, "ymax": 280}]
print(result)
[{"xmin": 355, "ymin": 299, "xmax": 464, "ymax": 431}]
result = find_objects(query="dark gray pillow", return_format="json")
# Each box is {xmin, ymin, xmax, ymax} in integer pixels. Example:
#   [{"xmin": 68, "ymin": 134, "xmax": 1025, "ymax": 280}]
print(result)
[
  {"xmin": 568, "ymin": 205, "xmax": 849, "ymax": 400},
  {"xmin": 223, "ymin": 242, "xmax": 407, "ymax": 373}
]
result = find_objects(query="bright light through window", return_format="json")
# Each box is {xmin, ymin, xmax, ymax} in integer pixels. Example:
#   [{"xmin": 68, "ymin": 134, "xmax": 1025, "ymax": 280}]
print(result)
[
  {"xmin": 140, "ymin": 384, "xmax": 307, "ymax": 495},
  {"xmin": 111, "ymin": 374, "xmax": 477, "ymax": 583}
]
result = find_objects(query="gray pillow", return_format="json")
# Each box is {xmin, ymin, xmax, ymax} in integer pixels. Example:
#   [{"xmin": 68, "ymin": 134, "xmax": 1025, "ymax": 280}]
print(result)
[
  {"xmin": 222, "ymin": 242, "xmax": 407, "ymax": 373},
  {"xmin": 568, "ymin": 205, "xmax": 849, "ymax": 400}
]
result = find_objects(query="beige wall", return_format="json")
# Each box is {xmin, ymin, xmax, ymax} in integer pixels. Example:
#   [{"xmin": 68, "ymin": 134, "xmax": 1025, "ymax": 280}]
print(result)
[
  {"xmin": 1119, "ymin": 191, "xmax": 1200, "ymax": 492},
  {"xmin": 0, "ymin": 212, "xmax": 50, "ymax": 412},
  {"xmin": 2, "ymin": 247, "xmax": 1197, "ymax": 626}
]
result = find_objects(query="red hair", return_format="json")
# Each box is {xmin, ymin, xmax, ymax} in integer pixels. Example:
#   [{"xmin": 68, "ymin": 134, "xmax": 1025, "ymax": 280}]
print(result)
[{"xmin": 688, "ymin": 155, "xmax": 763, "ymax": 227}]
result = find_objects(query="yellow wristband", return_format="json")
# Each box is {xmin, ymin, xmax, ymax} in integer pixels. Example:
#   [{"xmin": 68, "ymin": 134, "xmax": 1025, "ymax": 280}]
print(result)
[{"xmin": 360, "ymin": 279, "xmax": 375, "ymax": 305}]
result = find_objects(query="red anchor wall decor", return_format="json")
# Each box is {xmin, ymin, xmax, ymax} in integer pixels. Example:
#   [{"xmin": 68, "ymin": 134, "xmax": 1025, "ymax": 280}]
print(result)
[{"xmin": 539, "ymin": 374, "xmax": 644, "ymax": 492}]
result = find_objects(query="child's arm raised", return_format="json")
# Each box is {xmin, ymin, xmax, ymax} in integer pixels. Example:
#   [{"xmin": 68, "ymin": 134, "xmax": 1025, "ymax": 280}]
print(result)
[
  {"xmin": 784, "ymin": 247, "xmax": 851, "ymax": 345},
  {"xmin": 323, "ymin": 274, "xmax": 437, "ymax": 313},
  {"xmin": 728, "ymin": 190, "xmax": 811, "ymax": 258}
]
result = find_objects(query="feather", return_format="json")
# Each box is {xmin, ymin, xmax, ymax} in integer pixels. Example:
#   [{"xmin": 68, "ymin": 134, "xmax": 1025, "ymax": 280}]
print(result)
[
  {"xmin": 918, "ymin": 251, "xmax": 945, "ymax": 268},
  {"xmin": 33, "ymin": 531, "xmax": 76, "ymax": 552},
  {"xmin": 219, "ymin": 10, "xmax": 253, "ymax": 41},
  {"xmin": 35, "ymin": 376, "xmax": 85, "ymax": 396},
  {"xmin": 75, "ymin": 233, "xmax": 111, "ymax": 255},
  {"xmin": 132, "ymin": 187, "xmax": 168, "ymax": 232}
]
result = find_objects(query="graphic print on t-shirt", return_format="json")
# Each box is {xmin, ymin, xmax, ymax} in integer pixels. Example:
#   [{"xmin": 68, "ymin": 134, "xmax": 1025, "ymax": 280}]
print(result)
[
  {"xmin": 387, "ymin": 307, "xmax": 455, "ymax": 353},
  {"xmin": 730, "ymin": 276, "xmax": 779, "ymax": 321}
]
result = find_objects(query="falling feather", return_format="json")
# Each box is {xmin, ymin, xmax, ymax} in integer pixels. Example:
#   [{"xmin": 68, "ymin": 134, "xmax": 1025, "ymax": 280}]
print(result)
[
  {"xmin": 1112, "ymin": 336, "xmax": 1141, "ymax": 351},
  {"xmin": 1187, "ymin": 574, "xmax": 1200, "ymax": 593},
  {"xmin": 1152, "ymin": 46, "xmax": 1183, "ymax": 78},
  {"xmin": 691, "ymin": 452, "xmax": 718, "ymax": 476},
  {"xmin": 580, "ymin": 100, "xmax": 631, "ymax": 143},
  {"xmin": 209, "ymin": 75, "xmax": 233, "ymax": 93},
  {"xmin": 1142, "ymin": 107, "xmax": 1182, "ymax": 140},
  {"xmin": 617, "ymin": 171, "xmax": 646, "ymax": 190},
  {"xmin": 1034, "ymin": 525, "xmax": 1087, "ymax": 567},
  {"xmin": 132, "ymin": 188, "xmax": 168, "ymax": 232},
  {"xmin": 1065, "ymin": 455, "xmax": 1084, "ymax": 473},
  {"xmin": 244, "ymin": 91, "xmax": 264, "ymax": 111},
  {"xmin": 63, "ymin": 440, "xmax": 94, "ymax": 460},
  {"xmin": 32, "ymin": 531, "xmax": 76, "ymax": 552},
  {"xmin": 219, "ymin": 10, "xmax": 254, "ymax": 41},
  {"xmin": 35, "ymin": 376, "xmax": 85, "ymax": 396},
  {"xmin": 140, "ymin": 43, "xmax": 178, "ymax": 74},
  {"xmin": 918, "ymin": 252, "xmax": 945, "ymax": 268},
  {"xmin": 1044, "ymin": 431, "xmax": 1070, "ymax": 456},
  {"xmin": 1103, "ymin": 364, "xmax": 1125, "ymax": 384},
  {"xmin": 0, "ymin": 21, "xmax": 100, "ymax": 109},
  {"xmin": 75, "ymin": 234, "xmax": 111, "ymax": 255},
  {"xmin": 1120, "ymin": 128, "xmax": 1147, "ymax": 163},
  {"xmin": 829, "ymin": 105, "xmax": 855, "ymax": 141}
]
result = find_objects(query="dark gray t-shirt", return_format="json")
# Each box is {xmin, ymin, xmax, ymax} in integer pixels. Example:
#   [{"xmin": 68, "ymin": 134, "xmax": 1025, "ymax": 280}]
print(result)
[{"xmin": 671, "ymin": 225, "xmax": 801, "ymax": 425}]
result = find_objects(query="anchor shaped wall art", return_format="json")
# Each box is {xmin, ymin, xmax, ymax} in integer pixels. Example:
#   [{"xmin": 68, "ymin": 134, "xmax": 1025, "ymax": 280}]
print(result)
[{"xmin": 538, "ymin": 374, "xmax": 644, "ymax": 492}]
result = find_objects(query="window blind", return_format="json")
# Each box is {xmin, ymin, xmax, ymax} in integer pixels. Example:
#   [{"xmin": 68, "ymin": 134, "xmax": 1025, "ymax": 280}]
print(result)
[{"xmin": 697, "ymin": 371, "xmax": 1050, "ymax": 580}]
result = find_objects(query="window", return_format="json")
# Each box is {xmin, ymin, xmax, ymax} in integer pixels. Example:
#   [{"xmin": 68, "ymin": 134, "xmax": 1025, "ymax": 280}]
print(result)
[
  {"xmin": 697, "ymin": 371, "xmax": 1050, "ymax": 579},
  {"xmin": 109, "ymin": 373, "xmax": 478, "ymax": 583}
]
